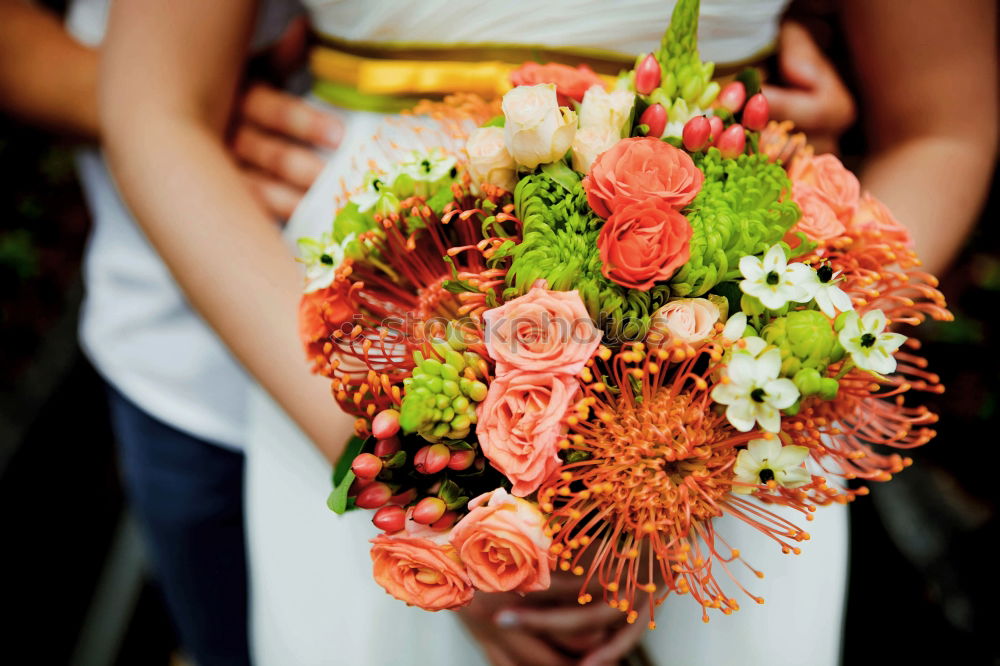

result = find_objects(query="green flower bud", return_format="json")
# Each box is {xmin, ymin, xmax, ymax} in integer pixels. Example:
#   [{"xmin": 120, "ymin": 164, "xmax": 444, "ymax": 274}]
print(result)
[
  {"xmin": 794, "ymin": 368, "xmax": 823, "ymax": 396},
  {"xmin": 818, "ymin": 377, "xmax": 840, "ymax": 400},
  {"xmin": 762, "ymin": 310, "xmax": 841, "ymax": 376}
]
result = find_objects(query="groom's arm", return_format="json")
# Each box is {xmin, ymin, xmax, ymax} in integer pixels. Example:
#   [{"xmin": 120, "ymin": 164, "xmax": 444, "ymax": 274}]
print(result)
[{"xmin": 100, "ymin": 0, "xmax": 354, "ymax": 460}]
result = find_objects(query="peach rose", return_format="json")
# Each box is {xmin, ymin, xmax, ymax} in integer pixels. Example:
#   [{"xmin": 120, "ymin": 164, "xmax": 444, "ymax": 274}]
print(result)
[
  {"xmin": 583, "ymin": 137, "xmax": 703, "ymax": 218},
  {"xmin": 370, "ymin": 534, "xmax": 474, "ymax": 611},
  {"xmin": 849, "ymin": 191, "xmax": 914, "ymax": 247},
  {"xmin": 483, "ymin": 287, "xmax": 601, "ymax": 376},
  {"xmin": 466, "ymin": 127, "xmax": 517, "ymax": 193},
  {"xmin": 647, "ymin": 298, "xmax": 720, "ymax": 348},
  {"xmin": 502, "ymin": 84, "xmax": 577, "ymax": 169},
  {"xmin": 450, "ymin": 488, "xmax": 553, "ymax": 594},
  {"xmin": 597, "ymin": 199, "xmax": 692, "ymax": 290},
  {"xmin": 789, "ymin": 153, "xmax": 860, "ymax": 223},
  {"xmin": 510, "ymin": 62, "xmax": 605, "ymax": 107},
  {"xmin": 477, "ymin": 371, "xmax": 577, "ymax": 497},
  {"xmin": 789, "ymin": 182, "xmax": 846, "ymax": 242}
]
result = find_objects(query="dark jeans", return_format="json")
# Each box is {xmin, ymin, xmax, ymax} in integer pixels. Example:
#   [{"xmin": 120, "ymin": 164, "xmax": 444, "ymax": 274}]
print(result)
[{"xmin": 107, "ymin": 387, "xmax": 250, "ymax": 666}]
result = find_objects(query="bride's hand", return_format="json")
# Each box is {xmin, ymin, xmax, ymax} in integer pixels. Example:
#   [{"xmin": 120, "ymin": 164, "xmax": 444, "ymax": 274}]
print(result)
[
  {"xmin": 229, "ymin": 82, "xmax": 344, "ymax": 220},
  {"xmin": 457, "ymin": 570, "xmax": 648, "ymax": 666}
]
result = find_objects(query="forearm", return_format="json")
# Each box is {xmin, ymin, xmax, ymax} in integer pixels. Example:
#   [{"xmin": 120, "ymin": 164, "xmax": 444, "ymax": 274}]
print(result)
[
  {"xmin": 103, "ymin": 111, "xmax": 351, "ymax": 462},
  {"xmin": 0, "ymin": 0, "xmax": 99, "ymax": 138},
  {"xmin": 860, "ymin": 134, "xmax": 996, "ymax": 276}
]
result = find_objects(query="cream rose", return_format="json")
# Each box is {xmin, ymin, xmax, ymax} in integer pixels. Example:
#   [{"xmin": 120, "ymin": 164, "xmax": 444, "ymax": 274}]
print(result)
[
  {"xmin": 578, "ymin": 85, "xmax": 634, "ymax": 135},
  {"xmin": 571, "ymin": 125, "xmax": 619, "ymax": 174},
  {"xmin": 647, "ymin": 298, "xmax": 720, "ymax": 349},
  {"xmin": 502, "ymin": 84, "xmax": 577, "ymax": 169},
  {"xmin": 465, "ymin": 127, "xmax": 517, "ymax": 193}
]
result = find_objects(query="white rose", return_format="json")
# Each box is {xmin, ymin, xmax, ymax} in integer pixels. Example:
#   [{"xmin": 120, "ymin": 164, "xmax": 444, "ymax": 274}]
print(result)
[
  {"xmin": 465, "ymin": 127, "xmax": 517, "ymax": 193},
  {"xmin": 570, "ymin": 125, "xmax": 619, "ymax": 174},
  {"xmin": 502, "ymin": 84, "xmax": 577, "ymax": 169},
  {"xmin": 578, "ymin": 85, "xmax": 635, "ymax": 135},
  {"xmin": 647, "ymin": 298, "xmax": 721, "ymax": 349}
]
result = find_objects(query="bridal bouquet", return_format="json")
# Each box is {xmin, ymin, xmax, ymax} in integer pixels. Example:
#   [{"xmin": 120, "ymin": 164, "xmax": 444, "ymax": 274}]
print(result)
[{"xmin": 298, "ymin": 0, "xmax": 950, "ymax": 626}]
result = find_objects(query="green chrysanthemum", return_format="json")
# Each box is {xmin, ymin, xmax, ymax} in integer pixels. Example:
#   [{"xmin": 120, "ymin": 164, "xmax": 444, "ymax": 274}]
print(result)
[
  {"xmin": 670, "ymin": 148, "xmax": 801, "ymax": 297},
  {"xmin": 498, "ymin": 174, "xmax": 669, "ymax": 342}
]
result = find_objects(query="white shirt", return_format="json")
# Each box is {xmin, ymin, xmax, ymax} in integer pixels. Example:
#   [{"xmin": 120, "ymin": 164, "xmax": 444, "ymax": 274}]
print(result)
[{"xmin": 67, "ymin": 0, "xmax": 302, "ymax": 448}]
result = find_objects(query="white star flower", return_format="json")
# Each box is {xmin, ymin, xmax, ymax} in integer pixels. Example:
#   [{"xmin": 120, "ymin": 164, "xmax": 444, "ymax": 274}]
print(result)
[
  {"xmin": 297, "ymin": 232, "xmax": 354, "ymax": 293},
  {"xmin": 733, "ymin": 438, "xmax": 811, "ymax": 494},
  {"xmin": 739, "ymin": 245, "xmax": 815, "ymax": 310},
  {"xmin": 350, "ymin": 171, "xmax": 397, "ymax": 213},
  {"xmin": 805, "ymin": 264, "xmax": 854, "ymax": 318},
  {"xmin": 711, "ymin": 344, "xmax": 800, "ymax": 432},
  {"xmin": 721, "ymin": 312, "xmax": 748, "ymax": 343},
  {"xmin": 838, "ymin": 309, "xmax": 906, "ymax": 375},
  {"xmin": 395, "ymin": 149, "xmax": 457, "ymax": 197}
]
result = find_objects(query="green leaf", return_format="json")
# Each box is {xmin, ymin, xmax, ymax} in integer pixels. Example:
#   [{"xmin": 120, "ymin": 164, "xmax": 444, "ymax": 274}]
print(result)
[
  {"xmin": 483, "ymin": 115, "xmax": 505, "ymax": 128},
  {"xmin": 328, "ymin": 435, "xmax": 366, "ymax": 515},
  {"xmin": 736, "ymin": 67, "xmax": 762, "ymax": 97},
  {"xmin": 540, "ymin": 161, "xmax": 581, "ymax": 192}
]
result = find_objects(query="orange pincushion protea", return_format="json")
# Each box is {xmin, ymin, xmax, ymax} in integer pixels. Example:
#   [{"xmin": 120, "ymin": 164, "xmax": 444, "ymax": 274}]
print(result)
[
  {"xmin": 540, "ymin": 339, "xmax": 823, "ymax": 627},
  {"xmin": 312, "ymin": 185, "xmax": 516, "ymax": 429}
]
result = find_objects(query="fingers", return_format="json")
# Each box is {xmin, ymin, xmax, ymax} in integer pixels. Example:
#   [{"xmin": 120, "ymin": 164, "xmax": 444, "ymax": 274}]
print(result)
[
  {"xmin": 240, "ymin": 168, "xmax": 303, "ymax": 221},
  {"xmin": 776, "ymin": 21, "xmax": 826, "ymax": 88},
  {"xmin": 239, "ymin": 83, "xmax": 344, "ymax": 149},
  {"xmin": 496, "ymin": 602, "xmax": 625, "ymax": 635},
  {"xmin": 484, "ymin": 632, "xmax": 576, "ymax": 666},
  {"xmin": 232, "ymin": 123, "xmax": 326, "ymax": 190},
  {"xmin": 580, "ymin": 618, "xmax": 647, "ymax": 666}
]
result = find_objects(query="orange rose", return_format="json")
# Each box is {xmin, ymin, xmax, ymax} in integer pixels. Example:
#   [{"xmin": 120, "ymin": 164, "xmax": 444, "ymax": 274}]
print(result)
[
  {"xmin": 849, "ymin": 192, "xmax": 914, "ymax": 247},
  {"xmin": 583, "ymin": 137, "xmax": 703, "ymax": 218},
  {"xmin": 597, "ymin": 200, "xmax": 692, "ymax": 290},
  {"xmin": 450, "ymin": 488, "xmax": 553, "ymax": 594},
  {"xmin": 789, "ymin": 182, "xmax": 846, "ymax": 242},
  {"xmin": 483, "ymin": 287, "xmax": 601, "ymax": 376},
  {"xmin": 298, "ymin": 282, "xmax": 353, "ymax": 360},
  {"xmin": 370, "ymin": 534, "xmax": 474, "ymax": 611},
  {"xmin": 789, "ymin": 153, "xmax": 860, "ymax": 223},
  {"xmin": 510, "ymin": 62, "xmax": 605, "ymax": 106},
  {"xmin": 476, "ymin": 371, "xmax": 577, "ymax": 497}
]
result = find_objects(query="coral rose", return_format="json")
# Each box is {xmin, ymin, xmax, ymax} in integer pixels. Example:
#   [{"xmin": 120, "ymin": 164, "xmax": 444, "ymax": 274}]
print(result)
[
  {"xmin": 510, "ymin": 62, "xmax": 605, "ymax": 107},
  {"xmin": 583, "ymin": 137, "xmax": 703, "ymax": 218},
  {"xmin": 502, "ymin": 84, "xmax": 577, "ymax": 169},
  {"xmin": 789, "ymin": 182, "xmax": 846, "ymax": 242},
  {"xmin": 369, "ymin": 534, "xmax": 474, "ymax": 611},
  {"xmin": 450, "ymin": 488, "xmax": 553, "ymax": 594},
  {"xmin": 849, "ymin": 192, "xmax": 914, "ymax": 247},
  {"xmin": 597, "ymin": 200, "xmax": 692, "ymax": 290},
  {"xmin": 465, "ymin": 126, "xmax": 517, "ymax": 193},
  {"xmin": 789, "ymin": 153, "xmax": 860, "ymax": 223},
  {"xmin": 483, "ymin": 287, "xmax": 601, "ymax": 376},
  {"xmin": 477, "ymin": 371, "xmax": 577, "ymax": 497},
  {"xmin": 647, "ymin": 298, "xmax": 720, "ymax": 349}
]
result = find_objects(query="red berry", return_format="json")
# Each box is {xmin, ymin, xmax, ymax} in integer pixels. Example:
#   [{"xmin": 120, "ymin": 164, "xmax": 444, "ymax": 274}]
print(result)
[
  {"xmin": 355, "ymin": 482, "xmax": 392, "ymax": 509},
  {"xmin": 742, "ymin": 93, "xmax": 770, "ymax": 131},
  {"xmin": 639, "ymin": 104, "xmax": 667, "ymax": 138},
  {"xmin": 347, "ymin": 476, "xmax": 373, "ymax": 497},
  {"xmin": 351, "ymin": 453, "xmax": 382, "ymax": 480},
  {"xmin": 682, "ymin": 116, "xmax": 711, "ymax": 152},
  {"xmin": 717, "ymin": 124, "xmax": 747, "ymax": 159},
  {"xmin": 412, "ymin": 497, "xmax": 447, "ymax": 525},
  {"xmin": 718, "ymin": 81, "xmax": 746, "ymax": 113},
  {"xmin": 388, "ymin": 488, "xmax": 417, "ymax": 506},
  {"xmin": 635, "ymin": 53, "xmax": 662, "ymax": 95},
  {"xmin": 372, "ymin": 409, "xmax": 400, "ymax": 440},
  {"xmin": 447, "ymin": 449, "xmax": 476, "ymax": 471},
  {"xmin": 373, "ymin": 436, "xmax": 401, "ymax": 458},
  {"xmin": 430, "ymin": 511, "xmax": 459, "ymax": 531},
  {"xmin": 372, "ymin": 505, "xmax": 406, "ymax": 533},
  {"xmin": 707, "ymin": 115, "xmax": 724, "ymax": 145},
  {"xmin": 414, "ymin": 444, "xmax": 450, "ymax": 475}
]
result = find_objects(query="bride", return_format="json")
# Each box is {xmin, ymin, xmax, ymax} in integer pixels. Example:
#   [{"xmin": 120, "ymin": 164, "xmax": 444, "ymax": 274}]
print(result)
[{"xmin": 98, "ymin": 0, "xmax": 995, "ymax": 664}]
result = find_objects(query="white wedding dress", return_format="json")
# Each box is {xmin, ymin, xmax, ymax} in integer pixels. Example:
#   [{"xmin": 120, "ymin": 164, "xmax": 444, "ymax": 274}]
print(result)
[{"xmin": 246, "ymin": 2, "xmax": 848, "ymax": 664}]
